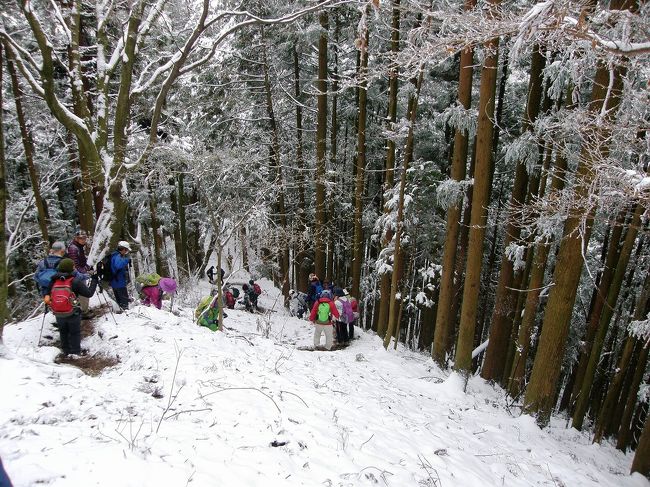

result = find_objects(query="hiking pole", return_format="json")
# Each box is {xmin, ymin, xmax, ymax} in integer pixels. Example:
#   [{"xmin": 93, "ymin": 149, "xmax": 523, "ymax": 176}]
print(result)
[
  {"xmin": 98, "ymin": 285, "xmax": 119, "ymax": 326},
  {"xmin": 37, "ymin": 306, "xmax": 48, "ymax": 346}
]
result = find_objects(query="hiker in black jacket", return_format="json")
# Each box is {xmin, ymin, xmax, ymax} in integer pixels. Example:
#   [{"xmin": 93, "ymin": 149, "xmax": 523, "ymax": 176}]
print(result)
[{"xmin": 45, "ymin": 258, "xmax": 99, "ymax": 356}]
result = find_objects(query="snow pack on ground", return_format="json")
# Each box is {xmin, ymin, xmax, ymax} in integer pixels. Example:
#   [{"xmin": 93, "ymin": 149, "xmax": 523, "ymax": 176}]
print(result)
[{"xmin": 1, "ymin": 279, "xmax": 648, "ymax": 487}]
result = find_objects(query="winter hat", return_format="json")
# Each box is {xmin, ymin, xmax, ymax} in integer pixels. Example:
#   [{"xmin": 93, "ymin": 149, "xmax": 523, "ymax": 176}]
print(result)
[
  {"xmin": 243, "ymin": 284, "xmax": 249, "ymax": 291},
  {"xmin": 51, "ymin": 241, "xmax": 66, "ymax": 252},
  {"xmin": 320, "ymin": 289, "xmax": 333, "ymax": 300},
  {"xmin": 117, "ymin": 241, "xmax": 131, "ymax": 251},
  {"xmin": 58, "ymin": 258, "xmax": 74, "ymax": 273},
  {"xmin": 159, "ymin": 278, "xmax": 177, "ymax": 294},
  {"xmin": 249, "ymin": 279, "xmax": 255, "ymax": 285},
  {"xmin": 333, "ymin": 287, "xmax": 345, "ymax": 297}
]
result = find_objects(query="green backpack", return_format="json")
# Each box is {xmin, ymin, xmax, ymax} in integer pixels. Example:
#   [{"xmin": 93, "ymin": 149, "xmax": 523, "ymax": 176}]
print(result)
[
  {"xmin": 316, "ymin": 301, "xmax": 331, "ymax": 324},
  {"xmin": 196, "ymin": 296, "xmax": 219, "ymax": 331},
  {"xmin": 136, "ymin": 273, "xmax": 161, "ymax": 287}
]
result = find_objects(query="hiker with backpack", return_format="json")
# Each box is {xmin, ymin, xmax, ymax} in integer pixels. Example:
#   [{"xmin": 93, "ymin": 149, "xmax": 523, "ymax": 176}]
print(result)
[
  {"xmin": 206, "ymin": 266, "xmax": 225, "ymax": 285},
  {"xmin": 241, "ymin": 283, "xmax": 256, "ymax": 312},
  {"xmin": 333, "ymin": 288, "xmax": 354, "ymax": 345},
  {"xmin": 345, "ymin": 289, "xmax": 359, "ymax": 340},
  {"xmin": 308, "ymin": 289, "xmax": 339, "ymax": 350},
  {"xmin": 67, "ymin": 230, "xmax": 94, "ymax": 319},
  {"xmin": 34, "ymin": 241, "xmax": 88, "ymax": 296},
  {"xmin": 224, "ymin": 286, "xmax": 236, "ymax": 309},
  {"xmin": 249, "ymin": 279, "xmax": 262, "ymax": 305},
  {"xmin": 288, "ymin": 289, "xmax": 309, "ymax": 319},
  {"xmin": 44, "ymin": 258, "xmax": 99, "ymax": 356},
  {"xmin": 306, "ymin": 274, "xmax": 323, "ymax": 310},
  {"xmin": 195, "ymin": 289, "xmax": 226, "ymax": 331},
  {"xmin": 109, "ymin": 241, "xmax": 132, "ymax": 311},
  {"xmin": 135, "ymin": 273, "xmax": 163, "ymax": 309}
]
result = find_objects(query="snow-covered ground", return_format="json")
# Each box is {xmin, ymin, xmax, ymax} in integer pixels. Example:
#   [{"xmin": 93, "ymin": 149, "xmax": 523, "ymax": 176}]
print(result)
[{"xmin": 1, "ymin": 279, "xmax": 648, "ymax": 487}]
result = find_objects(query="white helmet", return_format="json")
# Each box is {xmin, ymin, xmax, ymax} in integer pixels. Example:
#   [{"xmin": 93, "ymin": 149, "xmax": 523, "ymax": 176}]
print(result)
[{"xmin": 117, "ymin": 240, "xmax": 132, "ymax": 251}]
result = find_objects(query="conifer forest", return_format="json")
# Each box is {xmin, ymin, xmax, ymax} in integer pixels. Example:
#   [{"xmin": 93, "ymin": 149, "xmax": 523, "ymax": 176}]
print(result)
[{"xmin": 0, "ymin": 0, "xmax": 649, "ymax": 478}]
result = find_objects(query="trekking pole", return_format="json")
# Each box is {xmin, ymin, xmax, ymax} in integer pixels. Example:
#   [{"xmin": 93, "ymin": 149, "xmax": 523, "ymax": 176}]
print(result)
[
  {"xmin": 37, "ymin": 306, "xmax": 48, "ymax": 346},
  {"xmin": 98, "ymin": 286, "xmax": 119, "ymax": 326}
]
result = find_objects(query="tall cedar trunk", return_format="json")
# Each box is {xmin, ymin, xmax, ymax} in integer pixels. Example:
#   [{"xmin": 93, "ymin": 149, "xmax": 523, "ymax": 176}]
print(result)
[
  {"xmin": 186, "ymin": 189, "xmax": 200, "ymax": 274},
  {"xmin": 450, "ymin": 145, "xmax": 476, "ymax": 352},
  {"xmin": 508, "ymin": 102, "xmax": 570, "ymax": 397},
  {"xmin": 240, "ymin": 226, "xmax": 249, "ymax": 273},
  {"xmin": 572, "ymin": 205, "xmax": 643, "ymax": 430},
  {"xmin": 481, "ymin": 45, "xmax": 546, "ymax": 382},
  {"xmin": 383, "ymin": 70, "xmax": 424, "ymax": 349},
  {"xmin": 313, "ymin": 11, "xmax": 328, "ymax": 279},
  {"xmin": 568, "ymin": 210, "xmax": 626, "ymax": 411},
  {"xmin": 351, "ymin": 13, "xmax": 370, "ymax": 299},
  {"xmin": 5, "ymin": 51, "xmax": 49, "ymax": 249},
  {"xmin": 632, "ymin": 412, "xmax": 650, "ymax": 478},
  {"xmin": 177, "ymin": 173, "xmax": 190, "ymax": 275},
  {"xmin": 454, "ymin": 8, "xmax": 500, "ymax": 374},
  {"xmin": 169, "ymin": 182, "xmax": 184, "ymax": 280},
  {"xmin": 618, "ymin": 346, "xmax": 650, "ymax": 451},
  {"xmin": 261, "ymin": 33, "xmax": 290, "ymax": 299},
  {"xmin": 149, "ymin": 189, "xmax": 165, "ymax": 276},
  {"xmin": 523, "ymin": 14, "xmax": 628, "ymax": 425},
  {"xmin": 0, "ymin": 45, "xmax": 8, "ymax": 340},
  {"xmin": 376, "ymin": 0, "xmax": 401, "ymax": 339},
  {"xmin": 432, "ymin": 0, "xmax": 475, "ymax": 366},
  {"xmin": 327, "ymin": 15, "xmax": 340, "ymax": 284},
  {"xmin": 293, "ymin": 46, "xmax": 309, "ymax": 291},
  {"xmin": 594, "ymin": 270, "xmax": 650, "ymax": 442}
]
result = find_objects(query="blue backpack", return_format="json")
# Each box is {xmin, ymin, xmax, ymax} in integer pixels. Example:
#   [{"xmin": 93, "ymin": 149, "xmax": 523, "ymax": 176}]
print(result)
[{"xmin": 35, "ymin": 258, "xmax": 59, "ymax": 295}]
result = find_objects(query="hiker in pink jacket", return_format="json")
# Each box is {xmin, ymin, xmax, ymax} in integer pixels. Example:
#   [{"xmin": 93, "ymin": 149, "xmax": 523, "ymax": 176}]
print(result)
[{"xmin": 141, "ymin": 285, "xmax": 162, "ymax": 309}]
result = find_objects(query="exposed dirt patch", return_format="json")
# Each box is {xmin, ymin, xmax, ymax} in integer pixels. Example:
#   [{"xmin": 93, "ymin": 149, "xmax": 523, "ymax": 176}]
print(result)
[
  {"xmin": 297, "ymin": 343, "xmax": 350, "ymax": 352},
  {"xmin": 48, "ymin": 312, "xmax": 120, "ymax": 375},
  {"xmin": 54, "ymin": 353, "xmax": 120, "ymax": 376}
]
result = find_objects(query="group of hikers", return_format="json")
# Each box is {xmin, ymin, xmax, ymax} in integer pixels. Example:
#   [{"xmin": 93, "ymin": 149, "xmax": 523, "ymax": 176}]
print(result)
[
  {"xmin": 195, "ymin": 268, "xmax": 263, "ymax": 331},
  {"xmin": 33, "ymin": 231, "xmax": 360, "ymax": 356},
  {"xmin": 289, "ymin": 273, "xmax": 360, "ymax": 350},
  {"xmin": 34, "ymin": 230, "xmax": 177, "ymax": 357}
]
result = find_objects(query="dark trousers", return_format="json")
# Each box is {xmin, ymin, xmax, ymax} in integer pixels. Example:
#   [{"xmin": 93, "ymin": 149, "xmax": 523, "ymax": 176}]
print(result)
[
  {"xmin": 112, "ymin": 286, "xmax": 130, "ymax": 309},
  {"xmin": 335, "ymin": 321, "xmax": 349, "ymax": 343},
  {"xmin": 56, "ymin": 314, "xmax": 82, "ymax": 355},
  {"xmin": 348, "ymin": 321, "xmax": 355, "ymax": 340}
]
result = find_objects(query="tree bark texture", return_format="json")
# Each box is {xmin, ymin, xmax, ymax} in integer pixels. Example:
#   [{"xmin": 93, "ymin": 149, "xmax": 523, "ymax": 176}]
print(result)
[
  {"xmin": 314, "ymin": 11, "xmax": 329, "ymax": 280},
  {"xmin": 454, "ymin": 22, "xmax": 500, "ymax": 374},
  {"xmin": 523, "ymin": 52, "xmax": 627, "ymax": 426},
  {"xmin": 432, "ymin": 0, "xmax": 476, "ymax": 366},
  {"xmin": 481, "ymin": 45, "xmax": 546, "ymax": 382}
]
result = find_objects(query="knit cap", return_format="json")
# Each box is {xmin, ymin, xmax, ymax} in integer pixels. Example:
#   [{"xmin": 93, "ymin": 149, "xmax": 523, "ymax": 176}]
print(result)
[{"xmin": 57, "ymin": 258, "xmax": 74, "ymax": 273}]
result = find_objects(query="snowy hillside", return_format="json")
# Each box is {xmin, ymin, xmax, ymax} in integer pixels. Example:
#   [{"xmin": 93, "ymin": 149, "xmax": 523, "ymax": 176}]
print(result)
[{"xmin": 1, "ymin": 281, "xmax": 647, "ymax": 487}]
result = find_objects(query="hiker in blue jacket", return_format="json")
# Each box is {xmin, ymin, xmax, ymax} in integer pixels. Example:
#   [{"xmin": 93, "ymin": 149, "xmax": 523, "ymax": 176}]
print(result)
[
  {"xmin": 110, "ymin": 241, "xmax": 132, "ymax": 311},
  {"xmin": 34, "ymin": 242, "xmax": 89, "ymax": 296},
  {"xmin": 306, "ymin": 273, "xmax": 323, "ymax": 310}
]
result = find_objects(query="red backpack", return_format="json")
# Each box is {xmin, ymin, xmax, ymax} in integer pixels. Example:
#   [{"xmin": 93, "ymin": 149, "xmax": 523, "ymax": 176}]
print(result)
[
  {"xmin": 49, "ymin": 276, "xmax": 78, "ymax": 317},
  {"xmin": 253, "ymin": 283, "xmax": 262, "ymax": 296}
]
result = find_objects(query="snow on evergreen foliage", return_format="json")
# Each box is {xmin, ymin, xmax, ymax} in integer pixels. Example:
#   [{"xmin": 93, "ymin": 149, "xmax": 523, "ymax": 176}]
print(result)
[
  {"xmin": 436, "ymin": 178, "xmax": 473, "ymax": 210},
  {"xmin": 505, "ymin": 132, "xmax": 539, "ymax": 175},
  {"xmin": 440, "ymin": 102, "xmax": 478, "ymax": 136},
  {"xmin": 505, "ymin": 242, "xmax": 527, "ymax": 272},
  {"xmin": 629, "ymin": 314, "xmax": 650, "ymax": 342}
]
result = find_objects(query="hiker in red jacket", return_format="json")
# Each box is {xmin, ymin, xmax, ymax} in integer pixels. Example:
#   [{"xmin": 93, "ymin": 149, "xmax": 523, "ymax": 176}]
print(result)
[{"xmin": 309, "ymin": 289, "xmax": 339, "ymax": 350}]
